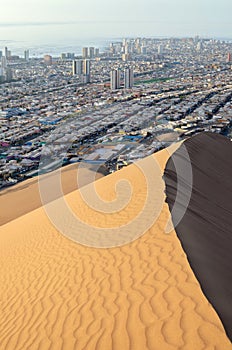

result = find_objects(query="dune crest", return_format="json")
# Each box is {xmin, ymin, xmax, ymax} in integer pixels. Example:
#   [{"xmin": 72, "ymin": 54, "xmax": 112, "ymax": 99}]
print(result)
[{"xmin": 0, "ymin": 143, "xmax": 231, "ymax": 349}]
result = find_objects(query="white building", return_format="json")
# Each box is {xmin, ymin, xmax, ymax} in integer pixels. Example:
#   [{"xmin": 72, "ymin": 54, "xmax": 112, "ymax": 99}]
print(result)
[
  {"xmin": 110, "ymin": 70, "xmax": 121, "ymax": 90},
  {"xmin": 124, "ymin": 68, "xmax": 134, "ymax": 89}
]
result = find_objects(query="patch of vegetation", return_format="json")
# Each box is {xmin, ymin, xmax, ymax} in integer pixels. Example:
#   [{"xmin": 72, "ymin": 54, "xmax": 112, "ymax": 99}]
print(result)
[{"xmin": 135, "ymin": 77, "xmax": 174, "ymax": 85}]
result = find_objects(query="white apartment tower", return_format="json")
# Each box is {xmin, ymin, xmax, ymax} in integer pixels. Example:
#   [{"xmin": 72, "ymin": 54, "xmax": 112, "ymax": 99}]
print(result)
[
  {"xmin": 124, "ymin": 68, "xmax": 134, "ymax": 89},
  {"xmin": 110, "ymin": 69, "xmax": 121, "ymax": 90},
  {"xmin": 81, "ymin": 60, "xmax": 91, "ymax": 83},
  {"xmin": 72, "ymin": 59, "xmax": 91, "ymax": 83}
]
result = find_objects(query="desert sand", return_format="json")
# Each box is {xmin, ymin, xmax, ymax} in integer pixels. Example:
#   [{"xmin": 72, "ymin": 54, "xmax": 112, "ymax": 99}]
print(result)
[
  {"xmin": 0, "ymin": 163, "xmax": 108, "ymax": 226},
  {"xmin": 0, "ymin": 143, "xmax": 231, "ymax": 349}
]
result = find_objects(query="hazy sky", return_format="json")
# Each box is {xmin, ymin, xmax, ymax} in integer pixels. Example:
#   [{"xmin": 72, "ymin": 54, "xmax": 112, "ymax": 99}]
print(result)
[{"xmin": 0, "ymin": 0, "xmax": 231, "ymax": 41}]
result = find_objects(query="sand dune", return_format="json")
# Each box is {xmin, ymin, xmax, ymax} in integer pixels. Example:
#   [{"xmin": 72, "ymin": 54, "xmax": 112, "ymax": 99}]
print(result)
[
  {"xmin": 0, "ymin": 143, "xmax": 231, "ymax": 349},
  {"xmin": 0, "ymin": 163, "xmax": 107, "ymax": 226},
  {"xmin": 164, "ymin": 132, "xmax": 232, "ymax": 342}
]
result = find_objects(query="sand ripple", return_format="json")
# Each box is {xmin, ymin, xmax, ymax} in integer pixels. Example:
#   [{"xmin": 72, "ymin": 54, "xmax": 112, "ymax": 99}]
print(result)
[{"xmin": 0, "ymin": 146, "xmax": 231, "ymax": 349}]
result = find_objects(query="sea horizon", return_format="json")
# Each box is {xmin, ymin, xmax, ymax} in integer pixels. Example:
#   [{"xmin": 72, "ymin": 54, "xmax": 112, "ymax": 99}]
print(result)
[{"xmin": 0, "ymin": 22, "xmax": 231, "ymax": 57}]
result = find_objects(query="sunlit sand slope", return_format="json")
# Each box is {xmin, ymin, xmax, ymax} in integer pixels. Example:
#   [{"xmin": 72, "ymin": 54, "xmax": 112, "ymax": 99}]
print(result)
[
  {"xmin": 0, "ymin": 163, "xmax": 107, "ymax": 226},
  {"xmin": 0, "ymin": 144, "xmax": 231, "ymax": 350}
]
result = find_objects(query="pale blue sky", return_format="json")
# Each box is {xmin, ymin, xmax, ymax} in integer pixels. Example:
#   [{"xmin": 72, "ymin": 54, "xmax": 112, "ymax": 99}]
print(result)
[{"xmin": 0, "ymin": 0, "xmax": 231, "ymax": 40}]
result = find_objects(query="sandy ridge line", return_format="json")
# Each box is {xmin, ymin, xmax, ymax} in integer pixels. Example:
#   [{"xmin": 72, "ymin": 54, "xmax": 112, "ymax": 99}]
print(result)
[{"xmin": 0, "ymin": 142, "xmax": 231, "ymax": 350}]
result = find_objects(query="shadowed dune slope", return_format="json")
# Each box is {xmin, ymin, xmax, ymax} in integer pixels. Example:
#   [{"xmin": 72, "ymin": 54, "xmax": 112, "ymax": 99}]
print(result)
[
  {"xmin": 0, "ymin": 143, "xmax": 231, "ymax": 349},
  {"xmin": 164, "ymin": 132, "xmax": 232, "ymax": 342}
]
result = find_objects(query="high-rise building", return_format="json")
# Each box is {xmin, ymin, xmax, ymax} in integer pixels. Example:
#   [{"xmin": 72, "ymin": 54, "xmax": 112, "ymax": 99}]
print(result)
[
  {"xmin": 24, "ymin": 50, "xmax": 29, "ymax": 61},
  {"xmin": 4, "ymin": 47, "xmax": 11, "ymax": 60},
  {"xmin": 0, "ymin": 51, "xmax": 2, "ymax": 59},
  {"xmin": 110, "ymin": 69, "xmax": 121, "ymax": 90},
  {"xmin": 4, "ymin": 47, "xmax": 8, "ymax": 59},
  {"xmin": 73, "ymin": 60, "xmax": 84, "ymax": 77},
  {"xmin": 124, "ymin": 68, "xmax": 134, "ymax": 89},
  {"xmin": 135, "ymin": 38, "xmax": 141, "ymax": 53},
  {"xmin": 123, "ymin": 38, "xmax": 128, "ymax": 46},
  {"xmin": 77, "ymin": 60, "xmax": 83, "ymax": 76},
  {"xmin": 5, "ymin": 67, "xmax": 13, "ymax": 82},
  {"xmin": 82, "ymin": 47, "xmax": 88, "ymax": 58},
  {"xmin": 72, "ymin": 59, "xmax": 88, "ymax": 78},
  {"xmin": 66, "ymin": 52, "xmax": 75, "ymax": 59},
  {"xmin": 95, "ymin": 48, "xmax": 100, "ymax": 57},
  {"xmin": 76, "ymin": 59, "xmax": 91, "ymax": 83},
  {"xmin": 82, "ymin": 59, "xmax": 91, "ymax": 83},
  {"xmin": 72, "ymin": 60, "xmax": 77, "ymax": 75},
  {"xmin": 124, "ymin": 44, "xmax": 130, "ymax": 55},
  {"xmin": 89, "ymin": 47, "xmax": 95, "ymax": 59},
  {"xmin": 1, "ymin": 56, "xmax": 7, "ymax": 69},
  {"xmin": 158, "ymin": 45, "xmax": 164, "ymax": 55},
  {"xmin": 83, "ymin": 60, "xmax": 90, "ymax": 75}
]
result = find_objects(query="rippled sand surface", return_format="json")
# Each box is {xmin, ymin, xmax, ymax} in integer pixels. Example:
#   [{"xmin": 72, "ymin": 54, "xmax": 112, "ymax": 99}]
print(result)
[{"xmin": 0, "ymin": 144, "xmax": 231, "ymax": 349}]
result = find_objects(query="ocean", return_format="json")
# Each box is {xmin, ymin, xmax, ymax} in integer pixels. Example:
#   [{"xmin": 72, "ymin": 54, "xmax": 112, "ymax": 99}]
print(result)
[
  {"xmin": 0, "ymin": 22, "xmax": 124, "ymax": 57},
  {"xmin": 0, "ymin": 38, "xmax": 115, "ymax": 58},
  {"xmin": 0, "ymin": 21, "xmax": 231, "ymax": 58}
]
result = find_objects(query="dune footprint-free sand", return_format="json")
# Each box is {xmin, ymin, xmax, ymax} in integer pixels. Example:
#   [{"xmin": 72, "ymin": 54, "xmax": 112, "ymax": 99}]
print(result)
[{"xmin": 0, "ymin": 143, "xmax": 231, "ymax": 350}]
